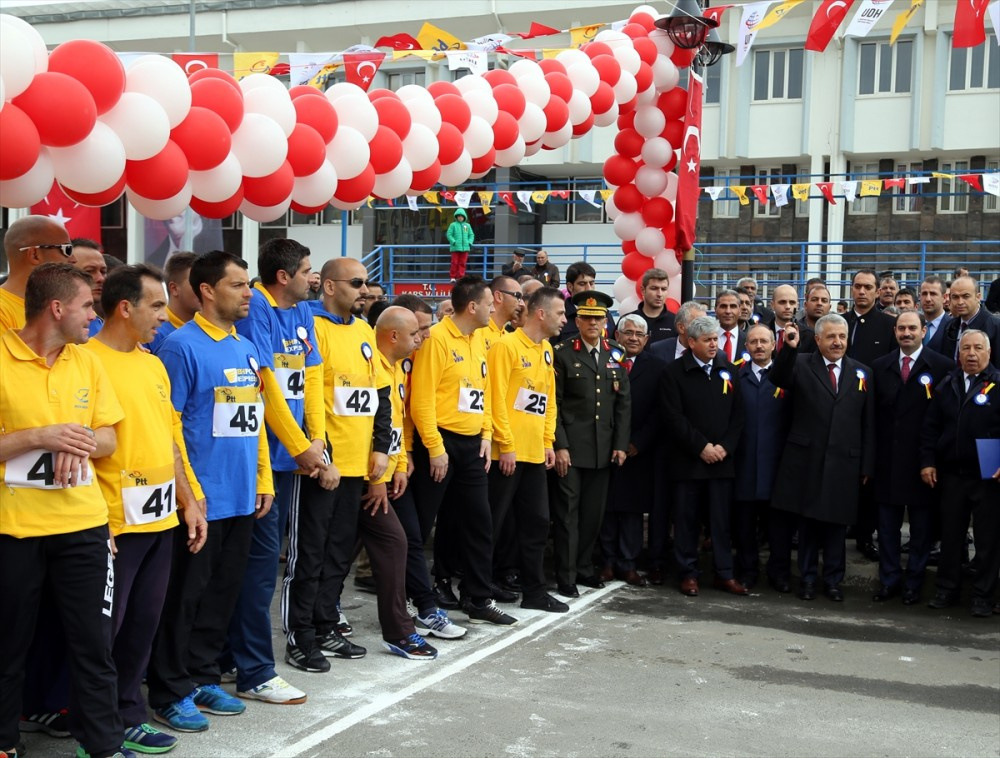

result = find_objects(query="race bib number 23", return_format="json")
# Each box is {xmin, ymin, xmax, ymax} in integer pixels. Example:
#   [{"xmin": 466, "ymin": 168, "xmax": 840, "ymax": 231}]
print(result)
[{"xmin": 458, "ymin": 387, "xmax": 485, "ymax": 414}]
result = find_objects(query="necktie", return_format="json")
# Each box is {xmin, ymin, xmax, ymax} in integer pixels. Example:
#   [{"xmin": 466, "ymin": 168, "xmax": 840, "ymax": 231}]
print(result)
[
  {"xmin": 827, "ymin": 363, "xmax": 838, "ymax": 393},
  {"xmin": 705, "ymin": 364, "xmax": 712, "ymax": 380},
  {"xmin": 776, "ymin": 329, "xmax": 784, "ymax": 353},
  {"xmin": 723, "ymin": 331, "xmax": 733, "ymax": 362},
  {"xmin": 590, "ymin": 347, "xmax": 599, "ymax": 368},
  {"xmin": 924, "ymin": 321, "xmax": 934, "ymax": 345},
  {"xmin": 955, "ymin": 322, "xmax": 969, "ymax": 359},
  {"xmin": 624, "ymin": 358, "xmax": 633, "ymax": 374},
  {"xmin": 901, "ymin": 355, "xmax": 912, "ymax": 383}
]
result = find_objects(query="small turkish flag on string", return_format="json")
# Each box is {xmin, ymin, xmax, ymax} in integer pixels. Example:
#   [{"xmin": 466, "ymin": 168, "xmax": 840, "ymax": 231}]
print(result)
[
  {"xmin": 805, "ymin": 0, "xmax": 858, "ymax": 52},
  {"xmin": 375, "ymin": 33, "xmax": 423, "ymax": 50},
  {"xmin": 815, "ymin": 181, "xmax": 837, "ymax": 204},
  {"xmin": 953, "ymin": 0, "xmax": 990, "ymax": 47},
  {"xmin": 515, "ymin": 22, "xmax": 562, "ymax": 39},
  {"xmin": 703, "ymin": 5, "xmax": 733, "ymax": 26},
  {"xmin": 674, "ymin": 72, "xmax": 703, "ymax": 254},
  {"xmin": 343, "ymin": 53, "xmax": 385, "ymax": 91},
  {"xmin": 750, "ymin": 185, "xmax": 770, "ymax": 204},
  {"xmin": 172, "ymin": 53, "xmax": 219, "ymax": 75},
  {"xmin": 958, "ymin": 173, "xmax": 984, "ymax": 191},
  {"xmin": 498, "ymin": 191, "xmax": 518, "ymax": 213},
  {"xmin": 30, "ymin": 183, "xmax": 102, "ymax": 244}
]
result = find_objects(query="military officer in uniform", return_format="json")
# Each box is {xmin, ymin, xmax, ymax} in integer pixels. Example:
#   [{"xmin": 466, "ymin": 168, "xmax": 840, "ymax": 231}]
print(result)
[{"xmin": 552, "ymin": 291, "xmax": 631, "ymax": 598}]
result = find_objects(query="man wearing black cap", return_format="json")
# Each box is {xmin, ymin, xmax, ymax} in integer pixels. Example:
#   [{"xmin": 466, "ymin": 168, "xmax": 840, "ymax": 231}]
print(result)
[
  {"xmin": 551, "ymin": 290, "xmax": 631, "ymax": 598},
  {"xmin": 501, "ymin": 250, "xmax": 527, "ymax": 279}
]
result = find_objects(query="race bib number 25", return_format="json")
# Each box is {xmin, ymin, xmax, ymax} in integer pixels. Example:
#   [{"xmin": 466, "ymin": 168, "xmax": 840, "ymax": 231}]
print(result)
[{"xmin": 513, "ymin": 387, "xmax": 547, "ymax": 416}]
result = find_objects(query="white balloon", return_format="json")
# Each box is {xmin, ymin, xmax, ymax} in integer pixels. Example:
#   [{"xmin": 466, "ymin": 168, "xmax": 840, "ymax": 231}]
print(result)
[
  {"xmin": 631, "ymin": 4, "xmax": 659, "ymax": 18},
  {"xmin": 127, "ymin": 182, "xmax": 192, "ymax": 221},
  {"xmin": 517, "ymin": 103, "xmax": 546, "ymax": 143},
  {"xmin": 0, "ymin": 19, "xmax": 40, "ymax": 99},
  {"xmin": 0, "ymin": 77, "xmax": 5, "ymax": 110},
  {"xmin": 396, "ymin": 84, "xmax": 433, "ymax": 103},
  {"xmin": 518, "ymin": 76, "xmax": 551, "ymax": 109},
  {"xmin": 636, "ymin": 164, "xmax": 669, "ymax": 197},
  {"xmin": 125, "ymin": 55, "xmax": 191, "ymax": 128},
  {"xmin": 613, "ymin": 274, "xmax": 636, "ymax": 303},
  {"xmin": 523, "ymin": 139, "xmax": 542, "ymax": 157},
  {"xmin": 635, "ymin": 85, "xmax": 657, "ymax": 105},
  {"xmin": 641, "ymin": 137, "xmax": 672, "ymax": 168},
  {"xmin": 618, "ymin": 294, "xmax": 640, "ymax": 313},
  {"xmin": 494, "ymin": 137, "xmax": 526, "ymax": 168},
  {"xmin": 613, "ymin": 211, "xmax": 643, "ymax": 241},
  {"xmin": 593, "ymin": 103, "xmax": 619, "ymax": 127},
  {"xmin": 508, "ymin": 59, "xmax": 544, "ymax": 81},
  {"xmin": 649, "ymin": 29, "xmax": 676, "ymax": 58},
  {"xmin": 567, "ymin": 90, "xmax": 592, "ymax": 125},
  {"xmin": 190, "ymin": 151, "xmax": 242, "ymax": 201},
  {"xmin": 243, "ymin": 86, "xmax": 295, "ymax": 137},
  {"xmin": 634, "ymin": 105, "xmax": 666, "ymax": 138},
  {"xmin": 613, "ymin": 46, "xmax": 642, "ymax": 77},
  {"xmin": 0, "ymin": 148, "xmax": 53, "ymax": 208},
  {"xmin": 635, "ymin": 226, "xmax": 666, "ymax": 257},
  {"xmin": 555, "ymin": 49, "xmax": 590, "ymax": 69},
  {"xmin": 325, "ymin": 126, "xmax": 370, "ymax": 179},
  {"xmin": 664, "ymin": 171, "xmax": 679, "ymax": 202},
  {"xmin": 566, "ymin": 63, "xmax": 600, "ymax": 98},
  {"xmin": 50, "ymin": 122, "xmax": 126, "ymax": 194},
  {"xmin": 438, "ymin": 151, "xmax": 472, "ymax": 186},
  {"xmin": 404, "ymin": 97, "xmax": 442, "ymax": 134},
  {"xmin": 330, "ymin": 91, "xmax": 378, "ymax": 141},
  {"xmin": 330, "ymin": 196, "xmax": 364, "ymax": 211},
  {"xmin": 605, "ymin": 192, "xmax": 621, "ymax": 220},
  {"xmin": 454, "ymin": 74, "xmax": 492, "ymax": 96},
  {"xmin": 231, "ymin": 112, "xmax": 288, "ymax": 178},
  {"xmin": 462, "ymin": 116, "xmax": 493, "ymax": 157},
  {"xmin": 240, "ymin": 195, "xmax": 291, "ymax": 223},
  {"xmin": 0, "ymin": 14, "xmax": 47, "ymax": 77},
  {"xmin": 654, "ymin": 249, "xmax": 682, "ymax": 277},
  {"xmin": 292, "ymin": 160, "xmax": 338, "ymax": 207},
  {"xmin": 325, "ymin": 82, "xmax": 367, "ymax": 101},
  {"xmin": 100, "ymin": 92, "xmax": 170, "ymax": 160},
  {"xmin": 402, "ymin": 123, "xmax": 438, "ymax": 171},
  {"xmin": 594, "ymin": 29, "xmax": 632, "ymax": 49},
  {"xmin": 667, "ymin": 275, "xmax": 682, "ymax": 305},
  {"xmin": 652, "ymin": 57, "xmax": 680, "ymax": 92},
  {"xmin": 372, "ymin": 158, "xmax": 412, "ymax": 199},
  {"xmin": 464, "ymin": 90, "xmax": 499, "ymax": 125},
  {"xmin": 541, "ymin": 121, "xmax": 573, "ymax": 150},
  {"xmin": 239, "ymin": 72, "xmax": 288, "ymax": 95},
  {"xmin": 613, "ymin": 72, "xmax": 638, "ymax": 104}
]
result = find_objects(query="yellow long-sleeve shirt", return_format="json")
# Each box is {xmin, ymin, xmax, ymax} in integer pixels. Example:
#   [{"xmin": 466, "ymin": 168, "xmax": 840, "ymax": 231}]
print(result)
[
  {"xmin": 488, "ymin": 328, "xmax": 556, "ymax": 463},
  {"xmin": 375, "ymin": 349, "xmax": 409, "ymax": 484}
]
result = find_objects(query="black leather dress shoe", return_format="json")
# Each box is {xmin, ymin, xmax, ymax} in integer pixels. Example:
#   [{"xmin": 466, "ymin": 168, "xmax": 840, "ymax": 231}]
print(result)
[
  {"xmin": 857, "ymin": 541, "xmax": 880, "ymax": 562},
  {"xmin": 927, "ymin": 591, "xmax": 956, "ymax": 609},
  {"xmin": 798, "ymin": 583, "xmax": 816, "ymax": 601},
  {"xmin": 433, "ymin": 579, "xmax": 459, "ymax": 610},
  {"xmin": 970, "ymin": 598, "xmax": 993, "ymax": 618},
  {"xmin": 872, "ymin": 585, "xmax": 899, "ymax": 602},
  {"xmin": 901, "ymin": 588, "xmax": 920, "ymax": 605},
  {"xmin": 557, "ymin": 582, "xmax": 580, "ymax": 598},
  {"xmin": 489, "ymin": 583, "xmax": 519, "ymax": 603},
  {"xmin": 498, "ymin": 572, "xmax": 522, "ymax": 593},
  {"xmin": 576, "ymin": 574, "xmax": 605, "ymax": 589},
  {"xmin": 768, "ymin": 576, "xmax": 791, "ymax": 594},
  {"xmin": 824, "ymin": 585, "xmax": 844, "ymax": 602}
]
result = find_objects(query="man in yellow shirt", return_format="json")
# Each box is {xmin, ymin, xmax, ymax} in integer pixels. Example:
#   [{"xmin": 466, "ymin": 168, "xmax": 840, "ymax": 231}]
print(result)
[
  {"xmin": 0, "ymin": 215, "xmax": 75, "ymax": 332},
  {"xmin": 488, "ymin": 287, "xmax": 569, "ymax": 613},
  {"xmin": 0, "ymin": 263, "xmax": 127, "ymax": 758},
  {"xmin": 410, "ymin": 275, "xmax": 517, "ymax": 626},
  {"xmin": 85, "ymin": 264, "xmax": 208, "ymax": 754}
]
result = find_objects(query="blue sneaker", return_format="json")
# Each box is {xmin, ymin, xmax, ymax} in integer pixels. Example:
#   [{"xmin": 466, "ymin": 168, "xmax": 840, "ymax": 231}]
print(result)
[
  {"xmin": 76, "ymin": 747, "xmax": 138, "ymax": 758},
  {"xmin": 192, "ymin": 684, "xmax": 246, "ymax": 715},
  {"xmin": 382, "ymin": 633, "xmax": 438, "ymax": 660},
  {"xmin": 123, "ymin": 723, "xmax": 178, "ymax": 754},
  {"xmin": 153, "ymin": 695, "xmax": 208, "ymax": 733}
]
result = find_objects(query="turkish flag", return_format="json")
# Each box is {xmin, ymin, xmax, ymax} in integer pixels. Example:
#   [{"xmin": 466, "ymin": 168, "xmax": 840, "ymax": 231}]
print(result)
[
  {"xmin": 515, "ymin": 22, "xmax": 561, "ymax": 39},
  {"xmin": 343, "ymin": 53, "xmax": 385, "ymax": 91},
  {"xmin": 374, "ymin": 33, "xmax": 423, "ymax": 50},
  {"xmin": 498, "ymin": 191, "xmax": 517, "ymax": 213},
  {"xmin": 172, "ymin": 53, "xmax": 219, "ymax": 76},
  {"xmin": 30, "ymin": 183, "xmax": 102, "ymax": 244},
  {"xmin": 953, "ymin": 0, "xmax": 990, "ymax": 48},
  {"xmin": 804, "ymin": 0, "xmax": 857, "ymax": 52},
  {"xmin": 674, "ymin": 70, "xmax": 704, "ymax": 254},
  {"xmin": 815, "ymin": 181, "xmax": 837, "ymax": 204},
  {"xmin": 750, "ymin": 184, "xmax": 770, "ymax": 204},
  {"xmin": 703, "ymin": 5, "xmax": 732, "ymax": 26}
]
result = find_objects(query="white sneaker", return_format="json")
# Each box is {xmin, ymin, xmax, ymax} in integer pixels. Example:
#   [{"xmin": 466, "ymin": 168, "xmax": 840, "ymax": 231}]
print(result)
[
  {"xmin": 237, "ymin": 675, "xmax": 307, "ymax": 704},
  {"xmin": 414, "ymin": 609, "xmax": 467, "ymax": 639},
  {"xmin": 406, "ymin": 599, "xmax": 418, "ymax": 619}
]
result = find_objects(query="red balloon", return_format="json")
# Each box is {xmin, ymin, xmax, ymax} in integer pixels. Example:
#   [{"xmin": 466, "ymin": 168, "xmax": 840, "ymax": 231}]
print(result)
[
  {"xmin": 170, "ymin": 106, "xmax": 231, "ymax": 171},
  {"xmin": 60, "ymin": 175, "xmax": 126, "ymax": 207},
  {"xmin": 614, "ymin": 128, "xmax": 643, "ymax": 159},
  {"xmin": 619, "ymin": 94, "xmax": 638, "ymax": 116},
  {"xmin": 617, "ymin": 110, "xmax": 636, "ymax": 132},
  {"xmin": 373, "ymin": 97, "xmax": 412, "ymax": 140},
  {"xmin": 635, "ymin": 279, "xmax": 644, "ymax": 298},
  {"xmin": 436, "ymin": 122, "xmax": 465, "ymax": 165},
  {"xmin": 427, "ymin": 81, "xmax": 461, "ymax": 99},
  {"xmin": 613, "ymin": 184, "xmax": 644, "ymax": 213},
  {"xmin": 582, "ymin": 41, "xmax": 615, "ymax": 59},
  {"xmin": 666, "ymin": 298, "xmax": 681, "ymax": 314},
  {"xmin": 604, "ymin": 154, "xmax": 638, "ymax": 186},
  {"xmin": 658, "ymin": 88, "xmax": 688, "ymax": 120},
  {"xmin": 590, "ymin": 82, "xmax": 616, "ymax": 115},
  {"xmin": 641, "ymin": 196, "xmax": 674, "ymax": 227},
  {"xmin": 492, "ymin": 84, "xmax": 526, "ymax": 120},
  {"xmin": 48, "ymin": 40, "xmax": 125, "ymax": 115},
  {"xmin": 537, "ymin": 59, "xmax": 568, "ymax": 76},
  {"xmin": 542, "ymin": 97, "xmax": 569, "ymax": 133},
  {"xmin": 290, "ymin": 200, "xmax": 328, "ymax": 215},
  {"xmin": 368, "ymin": 88, "xmax": 399, "ymax": 102},
  {"xmin": 622, "ymin": 251, "xmax": 654, "ymax": 281},
  {"xmin": 483, "ymin": 69, "xmax": 518, "ymax": 87},
  {"xmin": 572, "ymin": 112, "xmax": 594, "ymax": 137},
  {"xmin": 662, "ymin": 120, "xmax": 684, "ymax": 149},
  {"xmin": 191, "ymin": 187, "xmax": 245, "ymax": 218},
  {"xmin": 191, "ymin": 78, "xmax": 244, "ymax": 132},
  {"xmin": 663, "ymin": 150, "xmax": 678, "ymax": 173},
  {"xmin": 368, "ymin": 126, "xmax": 404, "ymax": 174},
  {"xmin": 335, "ymin": 165, "xmax": 376, "ymax": 203},
  {"xmin": 293, "ymin": 95, "xmax": 338, "ymax": 143},
  {"xmin": 630, "ymin": 12, "xmax": 657, "ymax": 31},
  {"xmin": 0, "ymin": 104, "xmax": 41, "ymax": 180},
  {"xmin": 126, "ymin": 140, "xmax": 188, "ymax": 200},
  {"xmin": 633, "ymin": 37, "xmax": 659, "ymax": 66},
  {"xmin": 591, "ymin": 55, "xmax": 622, "ymax": 87},
  {"xmin": 189, "ymin": 68, "xmax": 241, "ymax": 95},
  {"xmin": 286, "ymin": 123, "xmax": 326, "ymax": 177},
  {"xmin": 243, "ymin": 161, "xmax": 294, "ymax": 207},
  {"xmin": 492, "ymin": 112, "xmax": 519, "ymax": 150},
  {"xmin": 470, "ymin": 148, "xmax": 496, "ymax": 175},
  {"xmin": 544, "ymin": 73, "xmax": 573, "ymax": 103},
  {"xmin": 621, "ymin": 23, "xmax": 648, "ymax": 39},
  {"xmin": 622, "ymin": 239, "xmax": 637, "ymax": 255},
  {"xmin": 634, "ymin": 62, "xmax": 653, "ymax": 93},
  {"xmin": 289, "ymin": 85, "xmax": 325, "ymax": 100},
  {"xmin": 671, "ymin": 45, "xmax": 699, "ymax": 69},
  {"xmin": 434, "ymin": 94, "xmax": 472, "ymax": 133},
  {"xmin": 13, "ymin": 72, "xmax": 97, "ymax": 148},
  {"xmin": 410, "ymin": 160, "xmax": 441, "ymax": 192}
]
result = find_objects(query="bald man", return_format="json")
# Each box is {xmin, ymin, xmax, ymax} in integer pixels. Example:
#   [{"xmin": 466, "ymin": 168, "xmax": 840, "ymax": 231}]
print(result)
[
  {"xmin": 772, "ymin": 284, "xmax": 815, "ymax": 355},
  {"xmin": 1, "ymin": 216, "xmax": 75, "ymax": 332}
]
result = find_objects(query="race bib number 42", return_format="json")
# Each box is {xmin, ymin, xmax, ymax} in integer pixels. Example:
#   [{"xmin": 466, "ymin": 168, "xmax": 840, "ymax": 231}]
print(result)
[
  {"xmin": 458, "ymin": 386, "xmax": 485, "ymax": 414},
  {"xmin": 334, "ymin": 386, "xmax": 377, "ymax": 416},
  {"xmin": 3, "ymin": 449, "xmax": 93, "ymax": 489},
  {"xmin": 513, "ymin": 387, "xmax": 548, "ymax": 416},
  {"xmin": 212, "ymin": 385, "xmax": 264, "ymax": 437},
  {"xmin": 121, "ymin": 464, "xmax": 176, "ymax": 526}
]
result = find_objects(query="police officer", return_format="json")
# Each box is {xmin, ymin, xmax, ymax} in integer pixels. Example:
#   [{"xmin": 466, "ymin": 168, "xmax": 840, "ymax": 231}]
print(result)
[{"xmin": 552, "ymin": 291, "xmax": 631, "ymax": 598}]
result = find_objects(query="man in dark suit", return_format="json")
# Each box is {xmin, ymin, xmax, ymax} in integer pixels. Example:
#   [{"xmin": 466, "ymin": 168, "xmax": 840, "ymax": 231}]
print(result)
[
  {"xmin": 986, "ymin": 277, "xmax": 1000, "ymax": 314},
  {"xmin": 871, "ymin": 310, "xmax": 955, "ymax": 605},
  {"xmin": 650, "ymin": 301, "xmax": 707, "ymax": 366},
  {"xmin": 920, "ymin": 275, "xmax": 951, "ymax": 351},
  {"xmin": 600, "ymin": 314, "xmax": 664, "ymax": 586},
  {"xmin": 772, "ymin": 284, "xmax": 816, "ymax": 356},
  {"xmin": 935, "ymin": 276, "xmax": 1000, "ymax": 368},
  {"xmin": 768, "ymin": 314, "xmax": 877, "ymax": 601},
  {"xmin": 736, "ymin": 276, "xmax": 775, "ymax": 328},
  {"xmin": 552, "ymin": 291, "xmax": 630, "ymax": 598},
  {"xmin": 734, "ymin": 324, "xmax": 791, "ymax": 591},
  {"xmin": 715, "ymin": 290, "xmax": 746, "ymax": 365},
  {"xmin": 920, "ymin": 329, "xmax": 1000, "ymax": 617},
  {"xmin": 661, "ymin": 315, "xmax": 746, "ymax": 597}
]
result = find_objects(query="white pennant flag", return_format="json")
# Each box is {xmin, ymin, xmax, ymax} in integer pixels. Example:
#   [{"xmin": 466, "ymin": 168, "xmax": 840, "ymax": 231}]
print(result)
[
  {"xmin": 736, "ymin": 1, "xmax": 775, "ymax": 66},
  {"xmin": 446, "ymin": 50, "xmax": 488, "ymax": 75},
  {"xmin": 990, "ymin": 1, "xmax": 1000, "ymax": 44},
  {"xmin": 841, "ymin": 181, "xmax": 858, "ymax": 202},
  {"xmin": 771, "ymin": 184, "xmax": 791, "ymax": 207},
  {"xmin": 454, "ymin": 190, "xmax": 474, "ymax": 208},
  {"xmin": 288, "ymin": 53, "xmax": 336, "ymax": 87},
  {"xmin": 468, "ymin": 33, "xmax": 513, "ymax": 52},
  {"xmin": 907, "ymin": 176, "xmax": 931, "ymax": 185},
  {"xmin": 704, "ymin": 187, "xmax": 725, "ymax": 200},
  {"xmin": 983, "ymin": 172, "xmax": 1000, "ymax": 197},
  {"xmin": 845, "ymin": 0, "xmax": 897, "ymax": 38},
  {"xmin": 610, "ymin": 19, "xmax": 629, "ymax": 31},
  {"xmin": 406, "ymin": 195, "xmax": 419, "ymax": 211},
  {"xmin": 578, "ymin": 190, "xmax": 602, "ymax": 208},
  {"xmin": 516, "ymin": 190, "xmax": 533, "ymax": 212}
]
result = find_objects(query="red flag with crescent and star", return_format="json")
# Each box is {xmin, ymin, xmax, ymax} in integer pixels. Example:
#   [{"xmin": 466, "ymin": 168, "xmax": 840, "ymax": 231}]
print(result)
[
  {"xmin": 30, "ymin": 183, "xmax": 102, "ymax": 244},
  {"xmin": 804, "ymin": 0, "xmax": 858, "ymax": 51},
  {"xmin": 674, "ymin": 73, "xmax": 703, "ymax": 254},
  {"xmin": 703, "ymin": 5, "xmax": 733, "ymax": 26},
  {"xmin": 374, "ymin": 33, "xmax": 423, "ymax": 50},
  {"xmin": 343, "ymin": 52, "xmax": 385, "ymax": 92},
  {"xmin": 171, "ymin": 53, "xmax": 219, "ymax": 75},
  {"xmin": 953, "ymin": 0, "xmax": 990, "ymax": 47}
]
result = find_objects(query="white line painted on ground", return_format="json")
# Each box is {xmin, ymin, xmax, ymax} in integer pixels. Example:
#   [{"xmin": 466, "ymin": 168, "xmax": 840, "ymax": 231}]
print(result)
[{"xmin": 273, "ymin": 583, "xmax": 621, "ymax": 758}]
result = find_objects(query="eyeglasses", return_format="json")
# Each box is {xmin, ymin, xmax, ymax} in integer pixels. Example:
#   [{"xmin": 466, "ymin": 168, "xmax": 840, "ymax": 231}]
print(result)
[
  {"xmin": 20, "ymin": 243, "xmax": 74, "ymax": 258},
  {"xmin": 497, "ymin": 289, "xmax": 524, "ymax": 301},
  {"xmin": 364, "ymin": 294, "xmax": 388, "ymax": 302},
  {"xmin": 331, "ymin": 278, "xmax": 369, "ymax": 289},
  {"xmin": 619, "ymin": 330, "xmax": 647, "ymax": 338}
]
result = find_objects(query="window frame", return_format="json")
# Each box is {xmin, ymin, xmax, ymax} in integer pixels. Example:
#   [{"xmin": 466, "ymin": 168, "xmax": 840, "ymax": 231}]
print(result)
[
  {"xmin": 948, "ymin": 34, "xmax": 1000, "ymax": 91},
  {"xmin": 752, "ymin": 47, "xmax": 805, "ymax": 102},
  {"xmin": 986, "ymin": 160, "xmax": 999, "ymax": 213},
  {"xmin": 848, "ymin": 162, "xmax": 880, "ymax": 216},
  {"xmin": 754, "ymin": 166, "xmax": 781, "ymax": 218},
  {"xmin": 571, "ymin": 178, "xmax": 607, "ymax": 223},
  {"xmin": 892, "ymin": 161, "xmax": 923, "ymax": 215},
  {"xmin": 857, "ymin": 39, "xmax": 913, "ymax": 97},
  {"xmin": 937, "ymin": 159, "xmax": 970, "ymax": 214},
  {"xmin": 712, "ymin": 168, "xmax": 740, "ymax": 219}
]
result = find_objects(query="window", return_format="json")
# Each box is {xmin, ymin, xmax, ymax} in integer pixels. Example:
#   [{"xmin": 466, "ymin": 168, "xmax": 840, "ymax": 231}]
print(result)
[
  {"xmin": 987, "ymin": 160, "xmax": 999, "ymax": 213},
  {"xmin": 949, "ymin": 35, "xmax": 1000, "ymax": 90},
  {"xmin": 543, "ymin": 183, "xmax": 570, "ymax": 223},
  {"xmin": 858, "ymin": 40, "xmax": 912, "ymax": 95},
  {"xmin": 938, "ymin": 160, "xmax": 970, "ymax": 213},
  {"xmin": 753, "ymin": 48, "xmax": 804, "ymax": 101},
  {"xmin": 386, "ymin": 70, "xmax": 426, "ymax": 90},
  {"xmin": 795, "ymin": 166, "xmax": 810, "ymax": 218},
  {"xmin": 572, "ymin": 178, "xmax": 605, "ymax": 223},
  {"xmin": 892, "ymin": 161, "xmax": 923, "ymax": 214},
  {"xmin": 849, "ymin": 162, "xmax": 879, "ymax": 215},
  {"xmin": 705, "ymin": 62, "xmax": 721, "ymax": 105},
  {"xmin": 754, "ymin": 167, "xmax": 781, "ymax": 218},
  {"xmin": 713, "ymin": 168, "xmax": 740, "ymax": 219}
]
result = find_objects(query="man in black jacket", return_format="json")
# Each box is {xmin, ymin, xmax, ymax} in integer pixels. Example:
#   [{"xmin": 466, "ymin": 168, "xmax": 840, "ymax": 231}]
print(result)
[{"xmin": 935, "ymin": 276, "xmax": 1000, "ymax": 368}]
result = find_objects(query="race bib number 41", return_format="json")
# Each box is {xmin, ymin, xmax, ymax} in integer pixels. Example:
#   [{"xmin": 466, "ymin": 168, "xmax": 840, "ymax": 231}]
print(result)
[
  {"xmin": 334, "ymin": 386, "xmax": 377, "ymax": 416},
  {"xmin": 3, "ymin": 449, "xmax": 93, "ymax": 489},
  {"xmin": 513, "ymin": 387, "xmax": 547, "ymax": 416},
  {"xmin": 458, "ymin": 386, "xmax": 485, "ymax": 414},
  {"xmin": 212, "ymin": 385, "xmax": 264, "ymax": 437},
  {"xmin": 121, "ymin": 464, "xmax": 176, "ymax": 526}
]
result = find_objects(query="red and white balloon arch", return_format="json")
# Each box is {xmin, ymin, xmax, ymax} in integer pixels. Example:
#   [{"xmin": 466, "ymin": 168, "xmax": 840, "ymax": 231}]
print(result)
[{"xmin": 0, "ymin": 5, "xmax": 701, "ymax": 310}]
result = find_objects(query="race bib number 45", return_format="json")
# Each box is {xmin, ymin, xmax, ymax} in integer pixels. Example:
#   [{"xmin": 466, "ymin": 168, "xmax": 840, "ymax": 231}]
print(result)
[
  {"xmin": 458, "ymin": 386, "xmax": 485, "ymax": 414},
  {"xmin": 212, "ymin": 385, "xmax": 264, "ymax": 437},
  {"xmin": 3, "ymin": 449, "xmax": 93, "ymax": 489},
  {"xmin": 334, "ymin": 386, "xmax": 377, "ymax": 416},
  {"xmin": 121, "ymin": 464, "xmax": 176, "ymax": 526},
  {"xmin": 513, "ymin": 387, "xmax": 548, "ymax": 416}
]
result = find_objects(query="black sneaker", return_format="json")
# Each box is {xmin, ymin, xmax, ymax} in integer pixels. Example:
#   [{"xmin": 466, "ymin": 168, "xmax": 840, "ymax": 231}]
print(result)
[
  {"xmin": 317, "ymin": 631, "xmax": 367, "ymax": 659},
  {"xmin": 927, "ymin": 591, "xmax": 957, "ymax": 609},
  {"xmin": 521, "ymin": 593, "xmax": 569, "ymax": 613},
  {"xmin": 21, "ymin": 710, "xmax": 71, "ymax": 738},
  {"xmin": 336, "ymin": 604, "xmax": 353, "ymax": 637},
  {"xmin": 465, "ymin": 600, "xmax": 518, "ymax": 626},
  {"xmin": 433, "ymin": 578, "xmax": 460, "ymax": 610},
  {"xmin": 489, "ymin": 583, "xmax": 519, "ymax": 603},
  {"xmin": 284, "ymin": 643, "xmax": 331, "ymax": 673},
  {"xmin": 498, "ymin": 571, "xmax": 522, "ymax": 593}
]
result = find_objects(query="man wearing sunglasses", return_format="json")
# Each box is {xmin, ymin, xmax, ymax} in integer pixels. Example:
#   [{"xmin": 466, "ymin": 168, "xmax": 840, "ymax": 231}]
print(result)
[{"xmin": 1, "ymin": 215, "xmax": 75, "ymax": 333}]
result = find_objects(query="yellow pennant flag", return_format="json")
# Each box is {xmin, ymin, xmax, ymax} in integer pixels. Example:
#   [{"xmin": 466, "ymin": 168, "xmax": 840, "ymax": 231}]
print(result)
[
  {"xmin": 478, "ymin": 191, "xmax": 494, "ymax": 215},
  {"xmin": 366, "ymin": 196, "xmax": 376, "ymax": 208},
  {"xmin": 890, "ymin": 0, "xmax": 924, "ymax": 45},
  {"xmin": 233, "ymin": 52, "xmax": 280, "ymax": 80},
  {"xmin": 599, "ymin": 189, "xmax": 614, "ymax": 202},
  {"xmin": 569, "ymin": 24, "xmax": 603, "ymax": 48},
  {"xmin": 393, "ymin": 50, "xmax": 436, "ymax": 62},
  {"xmin": 308, "ymin": 64, "xmax": 339, "ymax": 90},
  {"xmin": 756, "ymin": 0, "xmax": 808, "ymax": 31},
  {"xmin": 730, "ymin": 185, "xmax": 750, "ymax": 205},
  {"xmin": 860, "ymin": 180, "xmax": 883, "ymax": 197},
  {"xmin": 422, "ymin": 191, "xmax": 440, "ymax": 205},
  {"xmin": 790, "ymin": 183, "xmax": 811, "ymax": 201},
  {"xmin": 931, "ymin": 171, "xmax": 955, "ymax": 179},
  {"xmin": 531, "ymin": 190, "xmax": 551, "ymax": 204},
  {"xmin": 417, "ymin": 22, "xmax": 466, "ymax": 55},
  {"xmin": 541, "ymin": 48, "xmax": 568, "ymax": 59}
]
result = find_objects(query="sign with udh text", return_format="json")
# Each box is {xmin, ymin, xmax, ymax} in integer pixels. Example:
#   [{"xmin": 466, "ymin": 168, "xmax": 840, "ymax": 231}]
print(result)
[{"xmin": 393, "ymin": 282, "xmax": 455, "ymax": 298}]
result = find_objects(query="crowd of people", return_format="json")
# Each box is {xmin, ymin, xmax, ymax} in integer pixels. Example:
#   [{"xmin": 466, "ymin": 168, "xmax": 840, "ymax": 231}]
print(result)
[{"xmin": 1, "ymin": 214, "xmax": 998, "ymax": 758}]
